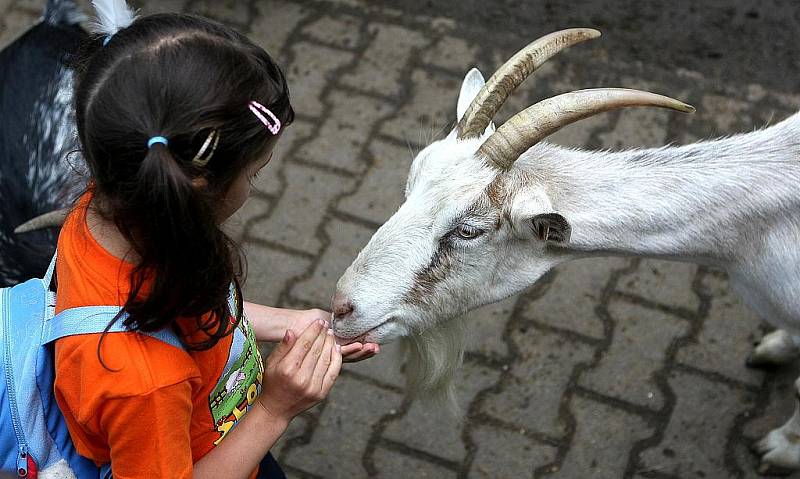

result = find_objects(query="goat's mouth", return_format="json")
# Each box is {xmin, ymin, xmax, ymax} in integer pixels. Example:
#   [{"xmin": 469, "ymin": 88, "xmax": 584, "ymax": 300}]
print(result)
[{"xmin": 333, "ymin": 317, "xmax": 396, "ymax": 345}]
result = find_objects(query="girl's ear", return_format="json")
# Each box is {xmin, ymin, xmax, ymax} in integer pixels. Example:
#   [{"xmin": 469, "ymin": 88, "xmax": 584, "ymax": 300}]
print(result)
[{"xmin": 191, "ymin": 177, "xmax": 208, "ymax": 189}]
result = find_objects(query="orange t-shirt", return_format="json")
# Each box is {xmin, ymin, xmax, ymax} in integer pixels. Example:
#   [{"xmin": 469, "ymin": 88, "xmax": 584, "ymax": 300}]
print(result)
[{"xmin": 53, "ymin": 192, "xmax": 264, "ymax": 479}]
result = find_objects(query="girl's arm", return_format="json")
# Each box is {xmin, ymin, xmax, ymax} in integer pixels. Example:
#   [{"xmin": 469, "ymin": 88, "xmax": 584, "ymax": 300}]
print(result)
[
  {"xmin": 194, "ymin": 320, "xmax": 341, "ymax": 479},
  {"xmin": 243, "ymin": 301, "xmax": 380, "ymax": 362}
]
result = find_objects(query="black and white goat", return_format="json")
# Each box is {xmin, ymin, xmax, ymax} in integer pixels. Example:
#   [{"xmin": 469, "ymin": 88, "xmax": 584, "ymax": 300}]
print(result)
[
  {"xmin": 332, "ymin": 29, "xmax": 800, "ymax": 472},
  {"xmin": 0, "ymin": 0, "xmax": 86, "ymax": 287}
]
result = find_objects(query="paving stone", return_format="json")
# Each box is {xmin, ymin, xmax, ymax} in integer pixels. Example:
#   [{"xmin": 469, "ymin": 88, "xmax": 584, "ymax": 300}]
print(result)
[
  {"xmin": 580, "ymin": 299, "xmax": 690, "ymax": 409},
  {"xmin": 421, "ymin": 35, "xmax": 479, "ymax": 72},
  {"xmin": 191, "ymin": 0, "xmax": 249, "ymax": 26},
  {"xmin": 289, "ymin": 219, "xmax": 376, "ymax": 306},
  {"xmin": 256, "ymin": 163, "xmax": 356, "ymax": 255},
  {"xmin": 224, "ymin": 194, "xmax": 272, "ymax": 244},
  {"xmin": 597, "ymin": 105, "xmax": 671, "ymax": 149},
  {"xmin": 481, "ymin": 327, "xmax": 596, "ymax": 438},
  {"xmin": 468, "ymin": 424, "xmax": 557, "ymax": 479},
  {"xmin": 372, "ymin": 446, "xmax": 457, "ymax": 479},
  {"xmin": 676, "ymin": 271, "xmax": 765, "ymax": 387},
  {"xmin": 296, "ymin": 92, "xmax": 395, "ymax": 173},
  {"xmin": 464, "ymin": 296, "xmax": 516, "ymax": 359},
  {"xmin": 379, "ymin": 69, "xmax": 461, "ymax": 146},
  {"xmin": 346, "ymin": 340, "xmax": 405, "ymax": 388},
  {"xmin": 0, "ymin": 0, "xmax": 14, "ymax": 15},
  {"xmin": 138, "ymin": 0, "xmax": 190, "ymax": 14},
  {"xmin": 242, "ymin": 242, "xmax": 313, "ymax": 306},
  {"xmin": 286, "ymin": 42, "xmax": 355, "ymax": 117},
  {"xmin": 281, "ymin": 375, "xmax": 404, "ymax": 478},
  {"xmin": 617, "ymin": 259, "xmax": 701, "ymax": 314},
  {"xmin": 637, "ymin": 370, "xmax": 757, "ymax": 477},
  {"xmin": 250, "ymin": 1, "xmax": 309, "ymax": 53},
  {"xmin": 701, "ymin": 93, "xmax": 756, "ymax": 133},
  {"xmin": 251, "ymin": 119, "xmax": 316, "ymax": 197},
  {"xmin": 340, "ymin": 22, "xmax": 429, "ymax": 97},
  {"xmin": 383, "ymin": 363, "xmax": 500, "ymax": 462},
  {"xmin": 336, "ymin": 139, "xmax": 412, "ymax": 224},
  {"xmin": 547, "ymin": 113, "xmax": 612, "ymax": 149},
  {"xmin": 301, "ymin": 14, "xmax": 362, "ymax": 50},
  {"xmin": 272, "ymin": 412, "xmax": 311, "ymax": 458},
  {"xmin": 550, "ymin": 395, "xmax": 654, "ymax": 478},
  {"xmin": 522, "ymin": 257, "xmax": 629, "ymax": 340}
]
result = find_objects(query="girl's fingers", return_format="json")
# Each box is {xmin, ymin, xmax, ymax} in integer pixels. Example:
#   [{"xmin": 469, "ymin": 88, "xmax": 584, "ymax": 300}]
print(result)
[
  {"xmin": 297, "ymin": 321, "xmax": 329, "ymax": 375},
  {"xmin": 321, "ymin": 342, "xmax": 343, "ymax": 395},
  {"xmin": 342, "ymin": 343, "xmax": 380, "ymax": 363},
  {"xmin": 282, "ymin": 319, "xmax": 325, "ymax": 370},
  {"xmin": 339, "ymin": 343, "xmax": 363, "ymax": 356},
  {"xmin": 268, "ymin": 329, "xmax": 296, "ymax": 364},
  {"xmin": 310, "ymin": 330, "xmax": 335, "ymax": 390}
]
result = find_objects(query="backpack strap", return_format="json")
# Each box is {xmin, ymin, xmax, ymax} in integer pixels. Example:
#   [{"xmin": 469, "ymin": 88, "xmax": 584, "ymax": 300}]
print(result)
[
  {"xmin": 43, "ymin": 250, "xmax": 57, "ymax": 290},
  {"xmin": 45, "ymin": 306, "xmax": 185, "ymax": 350}
]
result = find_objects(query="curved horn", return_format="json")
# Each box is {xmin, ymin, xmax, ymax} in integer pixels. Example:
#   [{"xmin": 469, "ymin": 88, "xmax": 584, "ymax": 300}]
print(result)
[
  {"xmin": 478, "ymin": 88, "xmax": 695, "ymax": 170},
  {"xmin": 14, "ymin": 208, "xmax": 70, "ymax": 234},
  {"xmin": 456, "ymin": 28, "xmax": 601, "ymax": 140}
]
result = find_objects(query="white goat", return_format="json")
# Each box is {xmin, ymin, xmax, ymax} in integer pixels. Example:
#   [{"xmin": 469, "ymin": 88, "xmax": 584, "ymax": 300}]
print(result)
[{"xmin": 332, "ymin": 29, "xmax": 800, "ymax": 472}]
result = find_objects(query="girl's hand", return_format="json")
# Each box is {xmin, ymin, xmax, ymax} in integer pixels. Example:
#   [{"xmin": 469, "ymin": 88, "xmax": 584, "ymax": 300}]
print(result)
[
  {"xmin": 258, "ymin": 319, "xmax": 342, "ymax": 422},
  {"xmin": 292, "ymin": 309, "xmax": 380, "ymax": 363}
]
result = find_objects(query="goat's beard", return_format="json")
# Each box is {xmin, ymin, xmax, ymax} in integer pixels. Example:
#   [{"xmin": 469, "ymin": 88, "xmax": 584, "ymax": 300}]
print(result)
[{"xmin": 401, "ymin": 315, "xmax": 468, "ymax": 412}]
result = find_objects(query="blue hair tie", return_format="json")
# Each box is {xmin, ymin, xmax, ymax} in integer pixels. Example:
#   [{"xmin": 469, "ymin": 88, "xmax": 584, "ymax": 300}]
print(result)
[
  {"xmin": 147, "ymin": 136, "xmax": 169, "ymax": 149},
  {"xmin": 103, "ymin": 35, "xmax": 113, "ymax": 46}
]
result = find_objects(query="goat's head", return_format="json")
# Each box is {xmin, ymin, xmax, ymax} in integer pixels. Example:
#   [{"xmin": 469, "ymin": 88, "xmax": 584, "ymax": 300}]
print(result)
[{"xmin": 333, "ymin": 29, "xmax": 693, "ymax": 394}]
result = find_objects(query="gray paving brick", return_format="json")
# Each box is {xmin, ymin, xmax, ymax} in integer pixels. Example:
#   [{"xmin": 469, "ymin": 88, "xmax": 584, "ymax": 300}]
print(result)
[
  {"xmin": 421, "ymin": 35, "xmax": 479, "ymax": 72},
  {"xmin": 597, "ymin": 101, "xmax": 672, "ymax": 149},
  {"xmin": 191, "ymin": 0, "xmax": 249, "ymax": 26},
  {"xmin": 225, "ymin": 195, "xmax": 272, "ymax": 244},
  {"xmin": 0, "ymin": 6, "xmax": 39, "ymax": 49},
  {"xmin": 336, "ymin": 139, "xmax": 412, "ymax": 224},
  {"xmin": 481, "ymin": 327, "xmax": 596, "ymax": 438},
  {"xmin": 251, "ymin": 119, "xmax": 316, "ymax": 197},
  {"xmin": 340, "ymin": 22, "xmax": 429, "ymax": 97},
  {"xmin": 301, "ymin": 14, "xmax": 362, "ymax": 50},
  {"xmin": 550, "ymin": 395, "xmax": 654, "ymax": 478},
  {"xmin": 522, "ymin": 257, "xmax": 629, "ymax": 340},
  {"xmin": 579, "ymin": 299, "xmax": 690, "ymax": 409},
  {"xmin": 257, "ymin": 163, "xmax": 356, "ymax": 255},
  {"xmin": 379, "ymin": 69, "xmax": 461, "ymax": 145},
  {"xmin": 676, "ymin": 271, "xmax": 765, "ymax": 387},
  {"xmin": 638, "ymin": 370, "xmax": 757, "ymax": 477},
  {"xmin": 281, "ymin": 375, "xmax": 404, "ymax": 478},
  {"xmin": 138, "ymin": 0, "xmax": 190, "ymax": 14},
  {"xmin": 468, "ymin": 424, "xmax": 557, "ymax": 479},
  {"xmin": 617, "ymin": 259, "xmax": 701, "ymax": 314},
  {"xmin": 286, "ymin": 42, "xmax": 355, "ymax": 117},
  {"xmin": 296, "ymin": 92, "xmax": 395, "ymax": 173},
  {"xmin": 373, "ymin": 447, "xmax": 457, "ymax": 479},
  {"xmin": 345, "ymin": 341, "xmax": 405, "ymax": 388},
  {"xmin": 242, "ymin": 242, "xmax": 313, "ymax": 306},
  {"xmin": 250, "ymin": 0, "xmax": 309, "ymax": 53},
  {"xmin": 464, "ymin": 296, "xmax": 516, "ymax": 359},
  {"xmin": 289, "ymin": 219, "xmax": 376, "ymax": 306},
  {"xmin": 383, "ymin": 363, "xmax": 500, "ymax": 462}
]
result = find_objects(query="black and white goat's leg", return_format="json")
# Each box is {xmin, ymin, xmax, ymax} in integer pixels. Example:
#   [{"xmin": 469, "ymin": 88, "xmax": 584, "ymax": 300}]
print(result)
[
  {"xmin": 753, "ymin": 377, "xmax": 800, "ymax": 474},
  {"xmin": 747, "ymin": 330, "xmax": 800, "ymax": 368}
]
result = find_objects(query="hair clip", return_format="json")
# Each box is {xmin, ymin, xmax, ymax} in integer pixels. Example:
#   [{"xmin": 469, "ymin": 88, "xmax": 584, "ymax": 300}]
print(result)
[
  {"xmin": 248, "ymin": 101, "xmax": 281, "ymax": 135},
  {"xmin": 191, "ymin": 130, "xmax": 220, "ymax": 167}
]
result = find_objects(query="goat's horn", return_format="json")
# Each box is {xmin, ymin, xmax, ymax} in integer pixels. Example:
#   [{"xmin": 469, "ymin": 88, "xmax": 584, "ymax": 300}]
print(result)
[
  {"xmin": 456, "ymin": 28, "xmax": 601, "ymax": 140},
  {"xmin": 478, "ymin": 88, "xmax": 695, "ymax": 170},
  {"xmin": 14, "ymin": 208, "xmax": 70, "ymax": 234}
]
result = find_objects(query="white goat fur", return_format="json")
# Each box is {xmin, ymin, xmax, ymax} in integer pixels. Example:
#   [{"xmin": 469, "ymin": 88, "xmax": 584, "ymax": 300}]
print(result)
[{"xmin": 334, "ymin": 69, "xmax": 800, "ymax": 466}]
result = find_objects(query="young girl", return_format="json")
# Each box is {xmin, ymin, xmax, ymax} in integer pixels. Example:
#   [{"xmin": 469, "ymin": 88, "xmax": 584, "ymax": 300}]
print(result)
[{"xmin": 53, "ymin": 1, "xmax": 378, "ymax": 478}]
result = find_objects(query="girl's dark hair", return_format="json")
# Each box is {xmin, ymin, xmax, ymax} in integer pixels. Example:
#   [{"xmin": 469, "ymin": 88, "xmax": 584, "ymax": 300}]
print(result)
[{"xmin": 74, "ymin": 13, "xmax": 293, "ymax": 350}]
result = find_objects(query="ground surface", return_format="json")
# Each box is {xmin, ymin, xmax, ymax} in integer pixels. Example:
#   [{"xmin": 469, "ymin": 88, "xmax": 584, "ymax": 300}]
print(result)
[{"xmin": 3, "ymin": 0, "xmax": 800, "ymax": 477}]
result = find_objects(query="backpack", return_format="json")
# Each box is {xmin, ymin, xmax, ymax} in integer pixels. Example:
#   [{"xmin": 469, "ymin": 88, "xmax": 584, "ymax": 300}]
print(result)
[{"xmin": 0, "ymin": 252, "xmax": 184, "ymax": 479}]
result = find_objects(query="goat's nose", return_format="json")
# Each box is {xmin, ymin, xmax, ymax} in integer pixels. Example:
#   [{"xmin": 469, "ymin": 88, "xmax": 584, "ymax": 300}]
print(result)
[{"xmin": 331, "ymin": 293, "xmax": 354, "ymax": 321}]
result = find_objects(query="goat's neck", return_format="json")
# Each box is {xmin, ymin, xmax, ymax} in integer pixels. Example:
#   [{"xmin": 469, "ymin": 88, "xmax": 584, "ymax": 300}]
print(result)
[{"xmin": 521, "ymin": 115, "xmax": 800, "ymax": 266}]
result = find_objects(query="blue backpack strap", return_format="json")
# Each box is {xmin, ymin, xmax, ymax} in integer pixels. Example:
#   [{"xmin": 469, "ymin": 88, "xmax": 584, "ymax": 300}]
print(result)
[
  {"xmin": 43, "ymin": 250, "xmax": 57, "ymax": 289},
  {"xmin": 45, "ymin": 306, "xmax": 185, "ymax": 350}
]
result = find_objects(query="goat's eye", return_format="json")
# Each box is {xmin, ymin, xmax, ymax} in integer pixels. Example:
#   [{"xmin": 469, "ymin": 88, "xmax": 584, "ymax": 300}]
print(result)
[{"xmin": 455, "ymin": 224, "xmax": 483, "ymax": 239}]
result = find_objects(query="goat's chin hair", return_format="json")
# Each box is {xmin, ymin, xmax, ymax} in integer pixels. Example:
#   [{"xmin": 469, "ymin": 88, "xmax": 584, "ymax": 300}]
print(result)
[{"xmin": 401, "ymin": 316, "xmax": 467, "ymax": 414}]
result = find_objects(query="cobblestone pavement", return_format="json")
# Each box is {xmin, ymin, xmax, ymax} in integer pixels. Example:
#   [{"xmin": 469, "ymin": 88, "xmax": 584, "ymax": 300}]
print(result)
[{"xmin": 4, "ymin": 1, "xmax": 800, "ymax": 477}]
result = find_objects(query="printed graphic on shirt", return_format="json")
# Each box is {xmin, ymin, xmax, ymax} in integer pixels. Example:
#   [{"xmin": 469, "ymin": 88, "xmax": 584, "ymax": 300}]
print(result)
[{"xmin": 209, "ymin": 289, "xmax": 264, "ymax": 445}]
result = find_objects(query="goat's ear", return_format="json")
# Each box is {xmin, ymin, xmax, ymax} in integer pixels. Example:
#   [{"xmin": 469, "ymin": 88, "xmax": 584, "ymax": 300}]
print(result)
[
  {"xmin": 531, "ymin": 213, "xmax": 571, "ymax": 244},
  {"xmin": 457, "ymin": 68, "xmax": 485, "ymax": 122}
]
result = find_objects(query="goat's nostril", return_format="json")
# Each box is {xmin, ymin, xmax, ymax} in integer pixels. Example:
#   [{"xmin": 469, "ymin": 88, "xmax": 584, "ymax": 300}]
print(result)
[{"xmin": 331, "ymin": 293, "xmax": 354, "ymax": 320}]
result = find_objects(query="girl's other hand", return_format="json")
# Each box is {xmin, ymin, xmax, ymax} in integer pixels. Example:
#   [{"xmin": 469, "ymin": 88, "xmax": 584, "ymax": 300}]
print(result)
[
  {"xmin": 258, "ymin": 319, "xmax": 342, "ymax": 422},
  {"xmin": 294, "ymin": 309, "xmax": 380, "ymax": 363}
]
